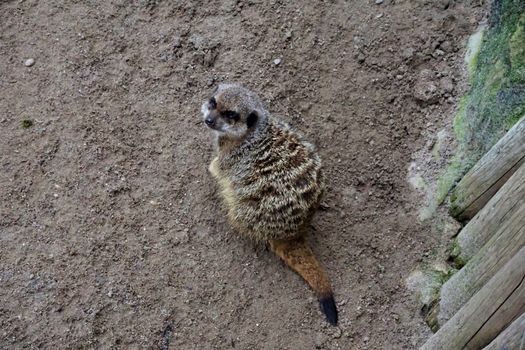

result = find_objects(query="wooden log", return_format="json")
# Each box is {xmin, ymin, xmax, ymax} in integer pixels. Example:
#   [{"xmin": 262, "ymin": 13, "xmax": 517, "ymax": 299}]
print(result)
[
  {"xmin": 420, "ymin": 245, "xmax": 525, "ymax": 350},
  {"xmin": 450, "ymin": 115, "xmax": 525, "ymax": 221},
  {"xmin": 483, "ymin": 311, "xmax": 525, "ymax": 350},
  {"xmin": 431, "ymin": 173, "xmax": 525, "ymax": 326},
  {"xmin": 451, "ymin": 162, "xmax": 525, "ymax": 266}
]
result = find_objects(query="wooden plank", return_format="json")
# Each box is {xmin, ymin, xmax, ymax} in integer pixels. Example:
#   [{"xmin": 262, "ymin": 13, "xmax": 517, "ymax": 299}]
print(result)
[
  {"xmin": 483, "ymin": 311, "xmax": 525, "ymax": 350},
  {"xmin": 420, "ymin": 246, "xmax": 525, "ymax": 350},
  {"xmin": 468, "ymin": 275, "xmax": 525, "ymax": 349},
  {"xmin": 431, "ymin": 176, "xmax": 525, "ymax": 327},
  {"xmin": 451, "ymin": 162, "xmax": 525, "ymax": 265},
  {"xmin": 450, "ymin": 115, "xmax": 525, "ymax": 221}
]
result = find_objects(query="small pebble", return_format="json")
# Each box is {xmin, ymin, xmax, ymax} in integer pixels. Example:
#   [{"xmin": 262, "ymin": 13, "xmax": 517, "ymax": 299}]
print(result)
[
  {"xmin": 24, "ymin": 58, "xmax": 35, "ymax": 67},
  {"xmin": 273, "ymin": 58, "xmax": 282, "ymax": 65},
  {"xmin": 314, "ymin": 332, "xmax": 326, "ymax": 349},
  {"xmin": 332, "ymin": 327, "xmax": 342, "ymax": 339},
  {"xmin": 375, "ymin": 0, "xmax": 383, "ymax": 4},
  {"xmin": 440, "ymin": 41, "xmax": 452, "ymax": 52}
]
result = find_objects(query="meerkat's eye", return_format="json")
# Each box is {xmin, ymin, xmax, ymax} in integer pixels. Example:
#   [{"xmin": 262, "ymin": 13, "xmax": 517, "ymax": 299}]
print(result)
[
  {"xmin": 222, "ymin": 111, "xmax": 240, "ymax": 121},
  {"xmin": 209, "ymin": 97, "xmax": 217, "ymax": 109}
]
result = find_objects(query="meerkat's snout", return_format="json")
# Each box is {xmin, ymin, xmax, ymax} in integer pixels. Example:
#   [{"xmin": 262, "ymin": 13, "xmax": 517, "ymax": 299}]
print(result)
[
  {"xmin": 202, "ymin": 108, "xmax": 225, "ymax": 132},
  {"xmin": 204, "ymin": 115, "xmax": 215, "ymax": 127},
  {"xmin": 201, "ymin": 99, "xmax": 219, "ymax": 130}
]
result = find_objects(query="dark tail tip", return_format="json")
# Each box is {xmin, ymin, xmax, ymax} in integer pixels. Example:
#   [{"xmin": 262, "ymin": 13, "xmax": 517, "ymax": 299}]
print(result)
[{"xmin": 319, "ymin": 295, "xmax": 338, "ymax": 326}]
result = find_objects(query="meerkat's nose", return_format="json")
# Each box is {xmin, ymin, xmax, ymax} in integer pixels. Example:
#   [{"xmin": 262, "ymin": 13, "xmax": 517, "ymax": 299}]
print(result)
[{"xmin": 205, "ymin": 117, "xmax": 215, "ymax": 127}]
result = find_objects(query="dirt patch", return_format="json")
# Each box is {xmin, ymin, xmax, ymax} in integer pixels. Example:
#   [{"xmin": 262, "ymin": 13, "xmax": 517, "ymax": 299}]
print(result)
[{"xmin": 0, "ymin": 1, "xmax": 485, "ymax": 349}]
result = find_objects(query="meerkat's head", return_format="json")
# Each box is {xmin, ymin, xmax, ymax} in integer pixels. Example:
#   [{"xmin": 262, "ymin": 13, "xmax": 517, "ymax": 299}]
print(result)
[{"xmin": 201, "ymin": 83, "xmax": 268, "ymax": 139}]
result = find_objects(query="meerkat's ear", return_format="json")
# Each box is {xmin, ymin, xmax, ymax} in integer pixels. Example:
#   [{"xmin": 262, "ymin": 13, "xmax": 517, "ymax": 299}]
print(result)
[{"xmin": 247, "ymin": 111, "xmax": 258, "ymax": 128}]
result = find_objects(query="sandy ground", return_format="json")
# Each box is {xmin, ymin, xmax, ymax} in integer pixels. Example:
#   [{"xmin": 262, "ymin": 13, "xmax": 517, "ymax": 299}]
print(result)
[{"xmin": 1, "ymin": 1, "xmax": 485, "ymax": 349}]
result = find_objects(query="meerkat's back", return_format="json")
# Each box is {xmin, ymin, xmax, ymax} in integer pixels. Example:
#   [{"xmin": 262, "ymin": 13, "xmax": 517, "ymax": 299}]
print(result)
[{"xmin": 225, "ymin": 119, "xmax": 324, "ymax": 241}]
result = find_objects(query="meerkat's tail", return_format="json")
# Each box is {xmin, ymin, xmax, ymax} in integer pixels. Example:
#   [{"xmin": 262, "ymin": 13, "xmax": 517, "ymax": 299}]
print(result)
[{"xmin": 269, "ymin": 236, "xmax": 338, "ymax": 325}]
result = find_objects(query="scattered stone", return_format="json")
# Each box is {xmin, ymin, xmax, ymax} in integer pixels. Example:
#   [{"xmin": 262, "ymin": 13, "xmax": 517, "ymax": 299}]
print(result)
[
  {"xmin": 357, "ymin": 53, "xmax": 366, "ymax": 63},
  {"xmin": 402, "ymin": 47, "xmax": 415, "ymax": 60},
  {"xmin": 24, "ymin": 58, "xmax": 35, "ymax": 67},
  {"xmin": 332, "ymin": 327, "xmax": 342, "ymax": 339},
  {"xmin": 408, "ymin": 172, "xmax": 426, "ymax": 192},
  {"xmin": 189, "ymin": 34, "xmax": 205, "ymax": 50},
  {"xmin": 413, "ymin": 69, "xmax": 440, "ymax": 105},
  {"xmin": 173, "ymin": 37, "xmax": 182, "ymax": 48},
  {"xmin": 442, "ymin": 215, "xmax": 461, "ymax": 239},
  {"xmin": 439, "ymin": 77, "xmax": 454, "ymax": 94},
  {"xmin": 406, "ymin": 263, "xmax": 452, "ymax": 308},
  {"xmin": 314, "ymin": 332, "xmax": 326, "ymax": 349},
  {"xmin": 363, "ymin": 335, "xmax": 370, "ymax": 342},
  {"xmin": 285, "ymin": 30, "xmax": 292, "ymax": 40},
  {"xmin": 192, "ymin": 51, "xmax": 205, "ymax": 65},
  {"xmin": 375, "ymin": 0, "xmax": 383, "ymax": 4},
  {"xmin": 440, "ymin": 40, "xmax": 452, "ymax": 52},
  {"xmin": 188, "ymin": 34, "xmax": 219, "ymax": 50},
  {"xmin": 204, "ymin": 50, "xmax": 218, "ymax": 67},
  {"xmin": 273, "ymin": 58, "xmax": 282, "ymax": 65},
  {"xmin": 159, "ymin": 52, "xmax": 168, "ymax": 62}
]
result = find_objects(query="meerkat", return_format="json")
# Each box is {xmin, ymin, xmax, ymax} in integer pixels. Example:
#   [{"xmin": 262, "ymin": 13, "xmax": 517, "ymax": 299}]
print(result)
[{"xmin": 201, "ymin": 83, "xmax": 338, "ymax": 325}]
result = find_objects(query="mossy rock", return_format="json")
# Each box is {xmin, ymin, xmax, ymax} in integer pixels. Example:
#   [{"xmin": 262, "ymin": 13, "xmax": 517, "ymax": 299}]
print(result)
[
  {"xmin": 449, "ymin": 237, "xmax": 466, "ymax": 269},
  {"xmin": 21, "ymin": 119, "xmax": 33, "ymax": 128},
  {"xmin": 436, "ymin": 0, "xmax": 525, "ymax": 205}
]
